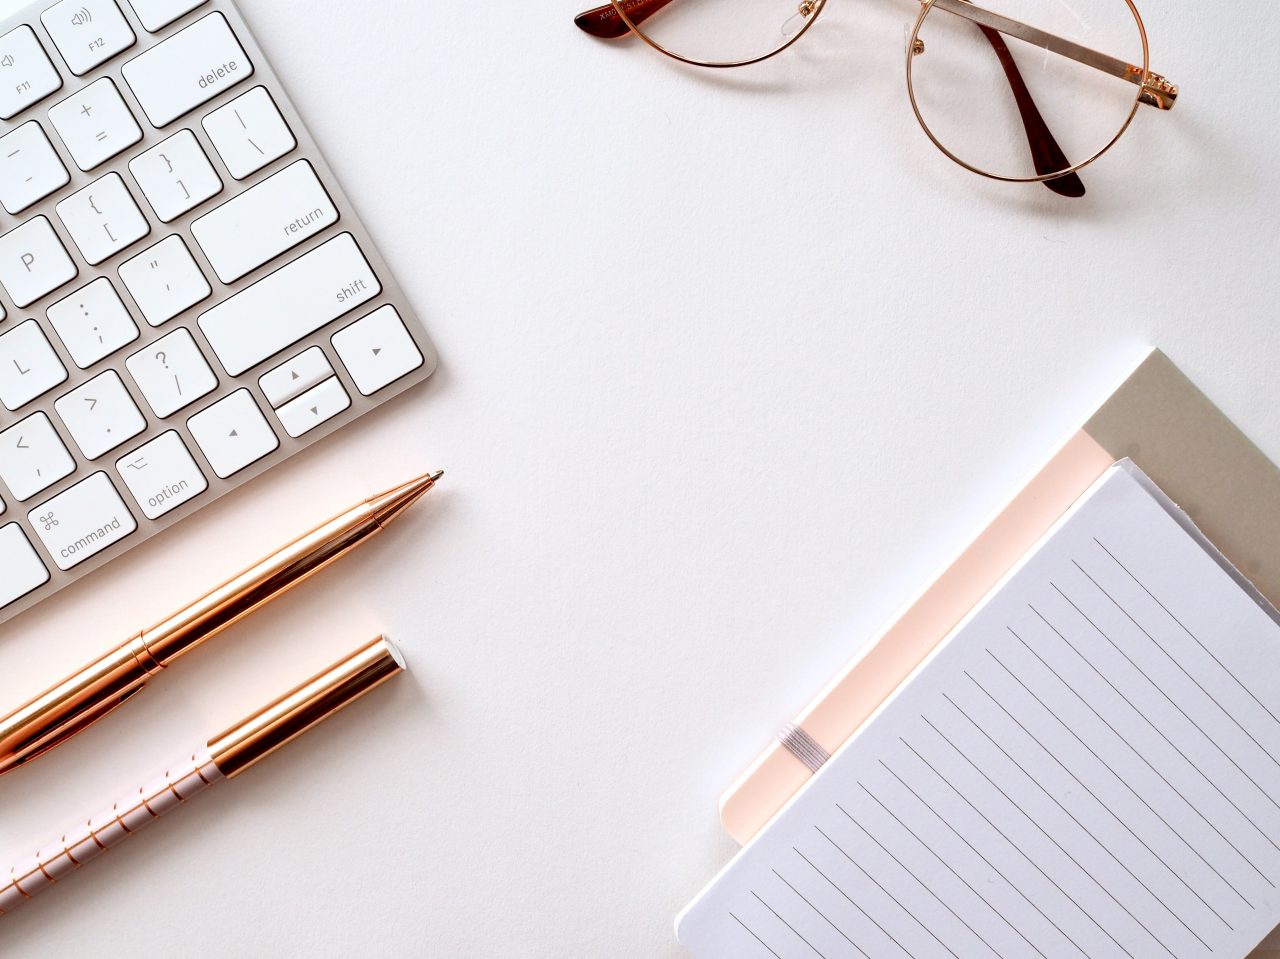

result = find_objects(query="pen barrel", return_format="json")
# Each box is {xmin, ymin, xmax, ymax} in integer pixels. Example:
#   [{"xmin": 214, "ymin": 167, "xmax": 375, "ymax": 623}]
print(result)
[
  {"xmin": 0, "ymin": 750, "xmax": 223, "ymax": 918},
  {"xmin": 141, "ymin": 507, "xmax": 379, "ymax": 665}
]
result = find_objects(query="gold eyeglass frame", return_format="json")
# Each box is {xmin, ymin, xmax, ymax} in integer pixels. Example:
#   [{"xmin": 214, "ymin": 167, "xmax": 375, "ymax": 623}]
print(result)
[
  {"xmin": 611, "ymin": 0, "xmax": 831, "ymax": 68},
  {"xmin": 907, "ymin": 0, "xmax": 1147, "ymax": 183},
  {"xmin": 588, "ymin": 0, "xmax": 1179, "ymax": 187}
]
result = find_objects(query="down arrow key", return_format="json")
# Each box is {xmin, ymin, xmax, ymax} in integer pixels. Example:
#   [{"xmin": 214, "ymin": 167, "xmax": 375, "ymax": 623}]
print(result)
[{"xmin": 274, "ymin": 376, "xmax": 351, "ymax": 439}]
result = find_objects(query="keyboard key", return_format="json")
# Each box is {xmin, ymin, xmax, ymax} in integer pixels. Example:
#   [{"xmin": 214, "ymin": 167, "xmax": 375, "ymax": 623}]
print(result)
[
  {"xmin": 48, "ymin": 78, "xmax": 143, "ymax": 171},
  {"xmin": 56, "ymin": 172, "xmax": 150, "ymax": 265},
  {"xmin": 0, "ymin": 216, "xmax": 78, "ymax": 308},
  {"xmin": 47, "ymin": 278, "xmax": 140, "ymax": 369},
  {"xmin": 0, "ymin": 122, "xmax": 70, "ymax": 215},
  {"xmin": 29, "ymin": 471, "xmax": 136, "ymax": 570},
  {"xmin": 275, "ymin": 376, "xmax": 349, "ymax": 438},
  {"xmin": 42, "ymin": 0, "xmax": 136, "ymax": 76},
  {"xmin": 129, "ymin": 129, "xmax": 222, "ymax": 222},
  {"xmin": 0, "ymin": 319, "xmax": 68, "ymax": 410},
  {"xmin": 54, "ymin": 369, "xmax": 146, "ymax": 459},
  {"xmin": 0, "ymin": 27, "xmax": 63, "ymax": 120},
  {"xmin": 0, "ymin": 523, "xmax": 50, "ymax": 608},
  {"xmin": 118, "ymin": 235, "xmax": 211, "ymax": 326},
  {"xmin": 122, "ymin": 13, "xmax": 252, "ymax": 128},
  {"xmin": 125, "ymin": 325, "xmax": 216, "ymax": 417},
  {"xmin": 202, "ymin": 86, "xmax": 294, "ymax": 180},
  {"xmin": 116, "ymin": 430, "xmax": 206, "ymax": 518},
  {"xmin": 259, "ymin": 346, "xmax": 333, "ymax": 408},
  {"xmin": 0, "ymin": 411, "xmax": 76, "ymax": 501},
  {"xmin": 191, "ymin": 160, "xmax": 337, "ymax": 283},
  {"xmin": 332, "ymin": 305, "xmax": 424, "ymax": 396},
  {"xmin": 128, "ymin": 0, "xmax": 207, "ymax": 33},
  {"xmin": 187, "ymin": 388, "xmax": 277, "ymax": 478},
  {"xmin": 200, "ymin": 233, "xmax": 379, "ymax": 376}
]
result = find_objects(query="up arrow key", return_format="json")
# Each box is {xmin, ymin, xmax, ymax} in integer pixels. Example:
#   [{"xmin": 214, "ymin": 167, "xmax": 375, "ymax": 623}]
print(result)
[{"xmin": 229, "ymin": 429, "xmax": 238, "ymax": 438}]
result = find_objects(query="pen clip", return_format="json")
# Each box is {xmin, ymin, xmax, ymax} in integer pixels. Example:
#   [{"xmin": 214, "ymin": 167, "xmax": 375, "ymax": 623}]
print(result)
[{"xmin": 2, "ymin": 687, "xmax": 144, "ymax": 772}]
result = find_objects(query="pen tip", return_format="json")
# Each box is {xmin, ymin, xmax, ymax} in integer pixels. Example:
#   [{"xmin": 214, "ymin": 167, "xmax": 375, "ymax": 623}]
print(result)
[{"xmin": 369, "ymin": 470, "xmax": 444, "ymax": 528}]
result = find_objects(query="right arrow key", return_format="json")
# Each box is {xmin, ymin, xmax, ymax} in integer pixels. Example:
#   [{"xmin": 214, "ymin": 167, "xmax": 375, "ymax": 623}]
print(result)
[{"xmin": 332, "ymin": 305, "xmax": 424, "ymax": 397}]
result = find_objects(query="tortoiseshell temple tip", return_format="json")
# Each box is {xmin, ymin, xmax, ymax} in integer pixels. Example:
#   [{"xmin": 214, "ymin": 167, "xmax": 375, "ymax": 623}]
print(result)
[
  {"xmin": 1044, "ymin": 171, "xmax": 1087, "ymax": 199},
  {"xmin": 575, "ymin": 4, "xmax": 633, "ymax": 39}
]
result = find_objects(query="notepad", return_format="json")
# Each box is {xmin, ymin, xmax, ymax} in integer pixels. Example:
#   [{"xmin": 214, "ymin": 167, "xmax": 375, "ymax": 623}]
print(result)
[{"xmin": 678, "ymin": 462, "xmax": 1280, "ymax": 959}]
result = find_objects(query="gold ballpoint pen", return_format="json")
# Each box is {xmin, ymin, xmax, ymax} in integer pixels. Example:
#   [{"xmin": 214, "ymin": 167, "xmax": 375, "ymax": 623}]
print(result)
[{"xmin": 0, "ymin": 471, "xmax": 443, "ymax": 775}]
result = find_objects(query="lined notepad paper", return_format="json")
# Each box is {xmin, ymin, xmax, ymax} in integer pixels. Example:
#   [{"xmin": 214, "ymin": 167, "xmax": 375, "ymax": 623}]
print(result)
[{"xmin": 679, "ymin": 463, "xmax": 1280, "ymax": 959}]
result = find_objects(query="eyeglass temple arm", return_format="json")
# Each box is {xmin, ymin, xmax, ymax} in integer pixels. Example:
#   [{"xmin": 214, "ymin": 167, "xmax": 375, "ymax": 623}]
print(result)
[
  {"xmin": 974, "ymin": 22, "xmax": 1085, "ymax": 197},
  {"xmin": 930, "ymin": 0, "xmax": 1178, "ymax": 109},
  {"xmin": 575, "ymin": 0, "xmax": 674, "ymax": 40}
]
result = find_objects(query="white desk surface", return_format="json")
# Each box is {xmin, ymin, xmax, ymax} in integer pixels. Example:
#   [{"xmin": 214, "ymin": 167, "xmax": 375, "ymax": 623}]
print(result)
[{"xmin": 0, "ymin": 0, "xmax": 1277, "ymax": 955}]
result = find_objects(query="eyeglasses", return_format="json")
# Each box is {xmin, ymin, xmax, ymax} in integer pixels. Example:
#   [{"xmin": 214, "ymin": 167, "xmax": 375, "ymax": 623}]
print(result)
[{"xmin": 573, "ymin": 0, "xmax": 1179, "ymax": 197}]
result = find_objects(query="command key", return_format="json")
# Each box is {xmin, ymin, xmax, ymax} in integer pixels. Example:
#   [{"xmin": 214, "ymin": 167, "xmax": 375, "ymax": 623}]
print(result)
[{"xmin": 29, "ymin": 472, "xmax": 137, "ymax": 570}]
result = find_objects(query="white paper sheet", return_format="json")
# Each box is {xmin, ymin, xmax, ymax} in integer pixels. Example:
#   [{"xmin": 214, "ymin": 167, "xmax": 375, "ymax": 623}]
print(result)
[{"xmin": 679, "ymin": 462, "xmax": 1280, "ymax": 959}]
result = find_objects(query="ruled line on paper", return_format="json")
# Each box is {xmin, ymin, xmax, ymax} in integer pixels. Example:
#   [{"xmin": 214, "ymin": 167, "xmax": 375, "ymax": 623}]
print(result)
[
  {"xmin": 793, "ymin": 846, "xmax": 916, "ymax": 958},
  {"xmin": 772, "ymin": 866, "xmax": 871, "ymax": 959},
  {"xmin": 856, "ymin": 782, "xmax": 1044, "ymax": 959},
  {"xmin": 901, "ymin": 734, "xmax": 1138, "ymax": 958},
  {"xmin": 751, "ymin": 890, "xmax": 827, "ymax": 958},
  {"xmin": 1075, "ymin": 555, "xmax": 1280, "ymax": 776},
  {"xmin": 835, "ymin": 802, "xmax": 1007, "ymax": 959},
  {"xmin": 730, "ymin": 912, "xmax": 782, "ymax": 959},
  {"xmin": 965, "ymin": 657, "xmax": 1229, "ymax": 933},
  {"xmin": 1054, "ymin": 581, "xmax": 1280, "ymax": 820},
  {"xmin": 1095, "ymin": 536, "xmax": 1280, "ymax": 734},
  {"xmin": 998, "ymin": 633, "xmax": 1256, "ymax": 910},
  {"xmin": 1028, "ymin": 603, "xmax": 1280, "ymax": 862},
  {"xmin": 876, "ymin": 759, "xmax": 1087, "ymax": 958},
  {"xmin": 816, "ymin": 825, "xmax": 959, "ymax": 959},
  {"xmin": 943, "ymin": 682, "xmax": 1217, "ymax": 949},
  {"xmin": 921, "ymin": 716, "xmax": 1171, "ymax": 958}
]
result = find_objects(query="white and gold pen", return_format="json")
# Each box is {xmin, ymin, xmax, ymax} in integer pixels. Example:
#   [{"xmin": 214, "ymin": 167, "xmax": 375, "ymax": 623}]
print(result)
[{"xmin": 0, "ymin": 635, "xmax": 405, "ymax": 917}]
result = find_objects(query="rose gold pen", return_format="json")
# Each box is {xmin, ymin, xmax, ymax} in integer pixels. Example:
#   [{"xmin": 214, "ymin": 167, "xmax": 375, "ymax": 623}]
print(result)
[
  {"xmin": 0, "ymin": 472, "xmax": 442, "ymax": 776},
  {"xmin": 0, "ymin": 635, "xmax": 406, "ymax": 917}
]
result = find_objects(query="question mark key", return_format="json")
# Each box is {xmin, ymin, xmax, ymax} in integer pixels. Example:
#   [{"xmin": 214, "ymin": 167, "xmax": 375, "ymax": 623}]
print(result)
[{"xmin": 124, "ymin": 327, "xmax": 217, "ymax": 418}]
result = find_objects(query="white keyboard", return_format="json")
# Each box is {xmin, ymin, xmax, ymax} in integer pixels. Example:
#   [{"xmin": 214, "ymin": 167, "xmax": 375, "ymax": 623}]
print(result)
[{"xmin": 0, "ymin": 0, "xmax": 437, "ymax": 625}]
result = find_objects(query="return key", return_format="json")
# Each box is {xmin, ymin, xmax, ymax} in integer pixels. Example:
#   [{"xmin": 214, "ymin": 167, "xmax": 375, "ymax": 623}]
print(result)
[{"xmin": 191, "ymin": 160, "xmax": 339, "ymax": 283}]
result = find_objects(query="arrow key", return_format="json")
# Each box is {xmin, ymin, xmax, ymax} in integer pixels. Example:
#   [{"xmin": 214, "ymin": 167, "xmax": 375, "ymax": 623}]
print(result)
[
  {"xmin": 187, "ymin": 388, "xmax": 277, "ymax": 478},
  {"xmin": 259, "ymin": 346, "xmax": 333, "ymax": 409},
  {"xmin": 274, "ymin": 375, "xmax": 349, "ymax": 439},
  {"xmin": 331, "ymin": 305, "xmax": 423, "ymax": 397}
]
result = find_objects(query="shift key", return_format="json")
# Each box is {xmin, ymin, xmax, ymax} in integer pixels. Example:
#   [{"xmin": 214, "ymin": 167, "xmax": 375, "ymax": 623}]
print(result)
[
  {"xmin": 122, "ymin": 13, "xmax": 252, "ymax": 127},
  {"xmin": 199, "ymin": 233, "xmax": 380, "ymax": 376}
]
